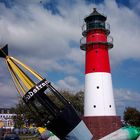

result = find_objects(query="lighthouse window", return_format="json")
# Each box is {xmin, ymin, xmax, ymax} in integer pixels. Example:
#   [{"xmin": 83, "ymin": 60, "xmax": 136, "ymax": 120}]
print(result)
[
  {"xmin": 93, "ymin": 105, "xmax": 96, "ymax": 108},
  {"xmin": 109, "ymin": 105, "xmax": 111, "ymax": 108},
  {"xmin": 96, "ymin": 50, "xmax": 98, "ymax": 53},
  {"xmin": 93, "ymin": 68, "xmax": 95, "ymax": 71},
  {"xmin": 97, "ymin": 86, "xmax": 99, "ymax": 89}
]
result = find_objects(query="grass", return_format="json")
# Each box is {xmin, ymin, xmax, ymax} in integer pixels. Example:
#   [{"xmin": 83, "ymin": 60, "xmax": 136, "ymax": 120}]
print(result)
[{"xmin": 19, "ymin": 135, "xmax": 38, "ymax": 140}]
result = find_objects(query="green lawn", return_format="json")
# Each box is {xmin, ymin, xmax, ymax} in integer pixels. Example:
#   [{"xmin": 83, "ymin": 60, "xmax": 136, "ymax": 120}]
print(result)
[{"xmin": 19, "ymin": 135, "xmax": 38, "ymax": 140}]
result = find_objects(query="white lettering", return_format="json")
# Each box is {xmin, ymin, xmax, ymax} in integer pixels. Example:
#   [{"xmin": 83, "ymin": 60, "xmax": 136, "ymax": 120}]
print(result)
[
  {"xmin": 24, "ymin": 80, "xmax": 49, "ymax": 101},
  {"xmin": 28, "ymin": 92, "xmax": 34, "ymax": 96},
  {"xmin": 36, "ymin": 86, "xmax": 40, "ymax": 90},
  {"xmin": 33, "ymin": 89, "xmax": 38, "ymax": 93},
  {"xmin": 38, "ymin": 84, "xmax": 42, "ymax": 89},
  {"xmin": 42, "ymin": 83, "xmax": 46, "ymax": 87}
]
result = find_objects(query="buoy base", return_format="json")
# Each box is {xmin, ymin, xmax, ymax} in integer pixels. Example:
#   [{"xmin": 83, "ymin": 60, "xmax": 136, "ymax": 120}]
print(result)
[{"xmin": 83, "ymin": 116, "xmax": 121, "ymax": 140}]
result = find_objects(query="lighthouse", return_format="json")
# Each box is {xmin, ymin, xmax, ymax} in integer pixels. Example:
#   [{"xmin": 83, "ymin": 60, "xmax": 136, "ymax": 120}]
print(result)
[{"xmin": 80, "ymin": 8, "xmax": 121, "ymax": 139}]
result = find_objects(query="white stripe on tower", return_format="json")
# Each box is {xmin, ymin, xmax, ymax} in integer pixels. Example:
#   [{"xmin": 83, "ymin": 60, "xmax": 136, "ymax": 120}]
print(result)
[{"xmin": 84, "ymin": 72, "xmax": 116, "ymax": 116}]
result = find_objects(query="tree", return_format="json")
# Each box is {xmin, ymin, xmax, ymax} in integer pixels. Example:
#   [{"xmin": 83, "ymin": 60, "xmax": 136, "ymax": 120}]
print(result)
[
  {"xmin": 12, "ymin": 98, "xmax": 38, "ymax": 128},
  {"xmin": 123, "ymin": 107, "xmax": 140, "ymax": 126},
  {"xmin": 12, "ymin": 90, "xmax": 84, "ymax": 127},
  {"xmin": 61, "ymin": 90, "xmax": 84, "ymax": 115}
]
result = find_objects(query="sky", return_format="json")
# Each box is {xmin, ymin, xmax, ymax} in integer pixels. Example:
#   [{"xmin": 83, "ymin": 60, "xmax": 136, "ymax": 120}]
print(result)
[{"xmin": 0, "ymin": 0, "xmax": 140, "ymax": 117}]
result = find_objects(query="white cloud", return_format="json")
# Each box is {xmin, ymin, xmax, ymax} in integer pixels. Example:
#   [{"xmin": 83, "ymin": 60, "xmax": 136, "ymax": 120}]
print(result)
[
  {"xmin": 102, "ymin": 0, "xmax": 140, "ymax": 65},
  {"xmin": 13, "ymin": 0, "xmax": 49, "ymax": 6},
  {"xmin": 66, "ymin": 48, "xmax": 85, "ymax": 65},
  {"xmin": 114, "ymin": 88, "xmax": 140, "ymax": 116},
  {"xmin": 0, "ymin": 0, "xmax": 139, "ymax": 70},
  {"xmin": 0, "ymin": 82, "xmax": 19, "ymax": 107},
  {"xmin": 0, "ymin": 0, "xmax": 140, "ymax": 69},
  {"xmin": 57, "ymin": 76, "xmax": 84, "ymax": 92},
  {"xmin": 129, "ymin": 0, "xmax": 140, "ymax": 13}
]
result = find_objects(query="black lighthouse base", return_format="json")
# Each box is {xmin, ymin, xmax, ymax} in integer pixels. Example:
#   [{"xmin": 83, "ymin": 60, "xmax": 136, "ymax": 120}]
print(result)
[{"xmin": 83, "ymin": 116, "xmax": 122, "ymax": 140}]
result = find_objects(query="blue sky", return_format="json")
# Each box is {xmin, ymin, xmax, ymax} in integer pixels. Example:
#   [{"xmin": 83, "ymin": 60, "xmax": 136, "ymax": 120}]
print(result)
[{"xmin": 0, "ymin": 0, "xmax": 140, "ymax": 117}]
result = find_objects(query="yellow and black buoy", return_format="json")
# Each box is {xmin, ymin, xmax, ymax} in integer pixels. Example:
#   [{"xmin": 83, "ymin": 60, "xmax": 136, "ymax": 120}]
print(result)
[{"xmin": 0, "ymin": 45, "xmax": 93, "ymax": 140}]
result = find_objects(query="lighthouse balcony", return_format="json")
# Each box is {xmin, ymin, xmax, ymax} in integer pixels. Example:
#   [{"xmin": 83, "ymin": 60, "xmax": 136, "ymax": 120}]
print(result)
[
  {"xmin": 82, "ymin": 22, "xmax": 110, "ymax": 37},
  {"xmin": 80, "ymin": 36, "xmax": 113, "ymax": 51}
]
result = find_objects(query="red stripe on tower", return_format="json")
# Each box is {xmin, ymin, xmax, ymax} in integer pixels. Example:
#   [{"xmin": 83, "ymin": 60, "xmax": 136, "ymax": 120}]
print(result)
[{"xmin": 80, "ymin": 8, "xmax": 121, "ymax": 139}]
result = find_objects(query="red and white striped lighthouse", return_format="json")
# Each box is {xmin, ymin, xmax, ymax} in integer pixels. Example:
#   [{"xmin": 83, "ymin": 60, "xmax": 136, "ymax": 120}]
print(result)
[{"xmin": 80, "ymin": 8, "xmax": 121, "ymax": 139}]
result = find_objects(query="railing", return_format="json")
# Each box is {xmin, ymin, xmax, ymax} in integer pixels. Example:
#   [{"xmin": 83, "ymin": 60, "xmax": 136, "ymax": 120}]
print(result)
[
  {"xmin": 81, "ymin": 23, "xmax": 86, "ymax": 33},
  {"xmin": 80, "ymin": 35, "xmax": 113, "ymax": 45},
  {"xmin": 80, "ymin": 37, "xmax": 86, "ymax": 45},
  {"xmin": 80, "ymin": 35, "xmax": 113, "ymax": 50},
  {"xmin": 107, "ymin": 35, "xmax": 113, "ymax": 44}
]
